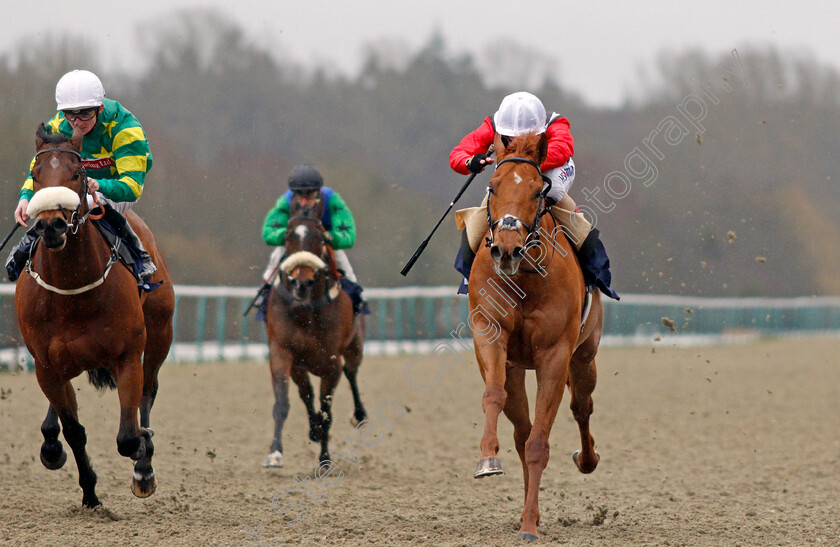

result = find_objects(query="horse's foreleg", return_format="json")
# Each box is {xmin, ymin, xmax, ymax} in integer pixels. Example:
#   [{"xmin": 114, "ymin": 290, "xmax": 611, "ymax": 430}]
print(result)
[
  {"xmin": 473, "ymin": 338, "xmax": 509, "ymax": 478},
  {"xmin": 114, "ymin": 355, "xmax": 156, "ymax": 498},
  {"xmin": 264, "ymin": 342, "xmax": 293, "ymax": 468},
  {"xmin": 317, "ymin": 368, "xmax": 342, "ymax": 463},
  {"xmin": 569, "ymin": 347, "xmax": 600, "ymax": 474},
  {"xmin": 38, "ymin": 379, "xmax": 99, "ymax": 507},
  {"xmin": 291, "ymin": 366, "xmax": 322, "ymax": 444},
  {"xmin": 502, "ymin": 366, "xmax": 532, "ymax": 507},
  {"xmin": 40, "ymin": 405, "xmax": 67, "ymax": 470},
  {"xmin": 517, "ymin": 342, "xmax": 574, "ymax": 541}
]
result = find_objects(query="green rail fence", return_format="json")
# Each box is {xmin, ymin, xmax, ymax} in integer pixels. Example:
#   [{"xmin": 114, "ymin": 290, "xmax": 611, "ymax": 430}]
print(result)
[{"xmin": 3, "ymin": 283, "xmax": 840, "ymax": 371}]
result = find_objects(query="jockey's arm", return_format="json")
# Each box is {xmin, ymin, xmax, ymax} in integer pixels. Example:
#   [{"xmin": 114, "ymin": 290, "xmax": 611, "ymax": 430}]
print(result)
[
  {"xmin": 449, "ymin": 117, "xmax": 496, "ymax": 175},
  {"xmin": 541, "ymin": 116, "xmax": 574, "ymax": 171},
  {"xmin": 93, "ymin": 124, "xmax": 151, "ymax": 203},
  {"xmin": 326, "ymin": 192, "xmax": 355, "ymax": 249},
  {"xmin": 262, "ymin": 195, "xmax": 291, "ymax": 246}
]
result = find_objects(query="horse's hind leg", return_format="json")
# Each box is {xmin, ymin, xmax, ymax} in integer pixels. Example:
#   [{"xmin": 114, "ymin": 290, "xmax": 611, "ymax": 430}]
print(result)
[
  {"xmin": 502, "ymin": 366, "xmax": 532, "ymax": 507},
  {"xmin": 343, "ymin": 317, "xmax": 367, "ymax": 426},
  {"xmin": 568, "ymin": 346, "xmax": 599, "ymax": 474},
  {"xmin": 38, "ymin": 379, "xmax": 99, "ymax": 507},
  {"xmin": 40, "ymin": 405, "xmax": 67, "ymax": 470}
]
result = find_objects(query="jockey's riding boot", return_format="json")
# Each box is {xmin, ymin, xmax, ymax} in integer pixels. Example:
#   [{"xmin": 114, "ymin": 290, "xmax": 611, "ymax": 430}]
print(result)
[
  {"xmin": 576, "ymin": 228, "xmax": 620, "ymax": 301},
  {"xmin": 454, "ymin": 229, "xmax": 475, "ymax": 295},
  {"xmin": 4, "ymin": 227, "xmax": 38, "ymax": 282},
  {"xmin": 338, "ymin": 277, "xmax": 370, "ymax": 315},
  {"xmin": 102, "ymin": 206, "xmax": 157, "ymax": 281},
  {"xmin": 253, "ymin": 283, "xmax": 272, "ymax": 322}
]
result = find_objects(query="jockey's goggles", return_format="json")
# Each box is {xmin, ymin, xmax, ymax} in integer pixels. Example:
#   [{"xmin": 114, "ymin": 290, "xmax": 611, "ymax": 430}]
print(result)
[
  {"xmin": 292, "ymin": 189, "xmax": 320, "ymax": 199},
  {"xmin": 63, "ymin": 108, "xmax": 98, "ymax": 122}
]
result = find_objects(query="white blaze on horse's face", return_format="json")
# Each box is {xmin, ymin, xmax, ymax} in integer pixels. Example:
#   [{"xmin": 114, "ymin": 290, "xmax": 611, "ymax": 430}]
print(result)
[
  {"xmin": 514, "ymin": 172, "xmax": 523, "ymax": 185},
  {"xmin": 293, "ymin": 224, "xmax": 308, "ymax": 242}
]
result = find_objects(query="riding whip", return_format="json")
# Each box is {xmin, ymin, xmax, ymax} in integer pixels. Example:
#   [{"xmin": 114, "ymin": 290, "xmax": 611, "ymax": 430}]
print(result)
[
  {"xmin": 0, "ymin": 223, "xmax": 21, "ymax": 254},
  {"xmin": 400, "ymin": 145, "xmax": 494, "ymax": 276}
]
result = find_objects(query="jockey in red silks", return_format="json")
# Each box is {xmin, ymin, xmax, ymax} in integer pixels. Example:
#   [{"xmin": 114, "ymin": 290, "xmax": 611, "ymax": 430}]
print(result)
[{"xmin": 449, "ymin": 91, "xmax": 618, "ymax": 299}]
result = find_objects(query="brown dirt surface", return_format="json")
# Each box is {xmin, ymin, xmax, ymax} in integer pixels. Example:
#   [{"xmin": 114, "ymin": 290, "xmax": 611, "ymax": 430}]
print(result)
[{"xmin": 1, "ymin": 336, "xmax": 839, "ymax": 546}]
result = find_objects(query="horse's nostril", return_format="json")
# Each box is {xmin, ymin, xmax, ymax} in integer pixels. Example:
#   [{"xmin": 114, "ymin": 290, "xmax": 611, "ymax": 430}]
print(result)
[
  {"xmin": 34, "ymin": 219, "xmax": 47, "ymax": 236},
  {"xmin": 490, "ymin": 246, "xmax": 501, "ymax": 261},
  {"xmin": 512, "ymin": 247, "xmax": 524, "ymax": 259},
  {"xmin": 51, "ymin": 218, "xmax": 68, "ymax": 234}
]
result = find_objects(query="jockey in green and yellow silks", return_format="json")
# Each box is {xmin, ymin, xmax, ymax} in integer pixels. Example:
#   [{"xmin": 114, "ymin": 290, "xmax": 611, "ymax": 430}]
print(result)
[{"xmin": 6, "ymin": 70, "xmax": 156, "ymax": 284}]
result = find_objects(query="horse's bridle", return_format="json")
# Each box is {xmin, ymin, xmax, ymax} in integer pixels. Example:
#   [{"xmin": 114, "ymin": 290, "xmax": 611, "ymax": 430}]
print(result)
[
  {"xmin": 276, "ymin": 216, "xmax": 340, "ymax": 309},
  {"xmin": 33, "ymin": 147, "xmax": 103, "ymax": 233},
  {"xmin": 26, "ymin": 147, "xmax": 116, "ymax": 296},
  {"xmin": 485, "ymin": 156, "xmax": 554, "ymax": 249}
]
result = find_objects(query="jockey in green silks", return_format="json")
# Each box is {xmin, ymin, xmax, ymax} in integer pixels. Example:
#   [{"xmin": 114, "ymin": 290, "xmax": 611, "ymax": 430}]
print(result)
[{"xmin": 256, "ymin": 163, "xmax": 368, "ymax": 315}]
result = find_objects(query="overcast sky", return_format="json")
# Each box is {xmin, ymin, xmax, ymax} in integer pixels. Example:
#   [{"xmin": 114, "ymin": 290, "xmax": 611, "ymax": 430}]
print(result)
[{"xmin": 2, "ymin": 1, "xmax": 838, "ymax": 107}]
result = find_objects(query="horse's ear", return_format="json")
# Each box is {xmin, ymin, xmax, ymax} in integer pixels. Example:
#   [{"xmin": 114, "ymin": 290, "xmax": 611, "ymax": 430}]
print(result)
[
  {"xmin": 35, "ymin": 123, "xmax": 49, "ymax": 150},
  {"xmin": 69, "ymin": 124, "xmax": 83, "ymax": 152},
  {"xmin": 536, "ymin": 133, "xmax": 548, "ymax": 165}
]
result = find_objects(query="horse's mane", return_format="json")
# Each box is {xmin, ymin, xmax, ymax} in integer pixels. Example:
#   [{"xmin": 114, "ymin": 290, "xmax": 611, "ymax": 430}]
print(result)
[
  {"xmin": 501, "ymin": 132, "xmax": 543, "ymax": 162},
  {"xmin": 36, "ymin": 123, "xmax": 70, "ymax": 145}
]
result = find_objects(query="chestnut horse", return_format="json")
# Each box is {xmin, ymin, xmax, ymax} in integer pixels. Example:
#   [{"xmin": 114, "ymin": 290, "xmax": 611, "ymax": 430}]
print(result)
[
  {"xmin": 15, "ymin": 125, "xmax": 174, "ymax": 508},
  {"xmin": 468, "ymin": 131, "xmax": 604, "ymax": 541},
  {"xmin": 262, "ymin": 200, "xmax": 366, "ymax": 468}
]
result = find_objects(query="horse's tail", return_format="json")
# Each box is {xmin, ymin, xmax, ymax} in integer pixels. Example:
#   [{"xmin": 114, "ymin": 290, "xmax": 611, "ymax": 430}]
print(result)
[{"xmin": 87, "ymin": 368, "xmax": 117, "ymax": 390}]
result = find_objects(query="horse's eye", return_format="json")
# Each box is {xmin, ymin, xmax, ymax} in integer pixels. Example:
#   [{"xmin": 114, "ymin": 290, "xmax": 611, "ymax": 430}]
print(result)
[
  {"xmin": 534, "ymin": 190, "xmax": 542, "ymax": 200},
  {"xmin": 72, "ymin": 172, "xmax": 80, "ymax": 181}
]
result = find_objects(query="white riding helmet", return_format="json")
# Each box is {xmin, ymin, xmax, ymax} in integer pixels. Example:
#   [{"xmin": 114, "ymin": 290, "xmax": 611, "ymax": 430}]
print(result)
[
  {"xmin": 55, "ymin": 70, "xmax": 105, "ymax": 111},
  {"xmin": 493, "ymin": 91, "xmax": 547, "ymax": 137}
]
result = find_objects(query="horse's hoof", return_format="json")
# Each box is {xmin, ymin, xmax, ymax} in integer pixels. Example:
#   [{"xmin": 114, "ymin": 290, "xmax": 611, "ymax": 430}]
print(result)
[
  {"xmin": 262, "ymin": 451, "xmax": 284, "ymax": 468},
  {"xmin": 82, "ymin": 496, "xmax": 102, "ymax": 509},
  {"xmin": 40, "ymin": 448, "xmax": 67, "ymax": 470},
  {"xmin": 349, "ymin": 414, "xmax": 366, "ymax": 427},
  {"xmin": 517, "ymin": 531, "xmax": 539, "ymax": 542},
  {"xmin": 474, "ymin": 457, "xmax": 504, "ymax": 478},
  {"xmin": 572, "ymin": 450, "xmax": 601, "ymax": 473},
  {"xmin": 131, "ymin": 471, "xmax": 157, "ymax": 498}
]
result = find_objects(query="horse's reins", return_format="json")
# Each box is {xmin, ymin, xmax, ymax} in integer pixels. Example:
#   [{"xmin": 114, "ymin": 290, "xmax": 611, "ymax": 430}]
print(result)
[
  {"xmin": 485, "ymin": 156, "xmax": 556, "ymax": 273},
  {"xmin": 26, "ymin": 148, "xmax": 117, "ymax": 296}
]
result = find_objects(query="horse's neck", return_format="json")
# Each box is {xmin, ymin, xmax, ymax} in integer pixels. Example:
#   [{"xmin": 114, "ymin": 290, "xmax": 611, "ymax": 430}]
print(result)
[{"xmin": 35, "ymin": 223, "xmax": 112, "ymax": 280}]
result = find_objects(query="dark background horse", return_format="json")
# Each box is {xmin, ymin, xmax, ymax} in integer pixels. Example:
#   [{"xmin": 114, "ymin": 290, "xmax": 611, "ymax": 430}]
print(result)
[
  {"xmin": 15, "ymin": 125, "xmax": 174, "ymax": 507},
  {"xmin": 263, "ymin": 198, "xmax": 366, "ymax": 468},
  {"xmin": 468, "ymin": 131, "xmax": 604, "ymax": 541}
]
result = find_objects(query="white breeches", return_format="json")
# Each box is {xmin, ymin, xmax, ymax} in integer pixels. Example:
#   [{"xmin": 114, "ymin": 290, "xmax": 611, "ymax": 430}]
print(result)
[
  {"xmin": 542, "ymin": 158, "xmax": 575, "ymax": 203},
  {"xmin": 86, "ymin": 193, "xmax": 135, "ymax": 214},
  {"xmin": 263, "ymin": 247, "xmax": 357, "ymax": 283}
]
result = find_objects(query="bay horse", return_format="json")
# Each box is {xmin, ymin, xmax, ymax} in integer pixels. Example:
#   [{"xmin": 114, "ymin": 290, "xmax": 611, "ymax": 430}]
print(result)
[
  {"xmin": 14, "ymin": 125, "xmax": 175, "ymax": 508},
  {"xmin": 262, "ymin": 199, "xmax": 367, "ymax": 468},
  {"xmin": 468, "ymin": 131, "xmax": 604, "ymax": 541}
]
